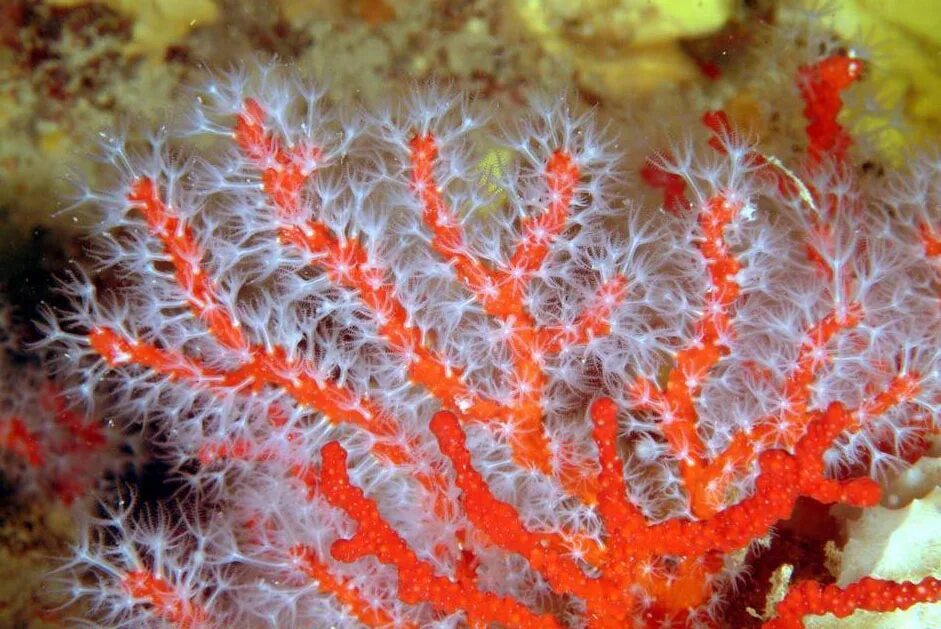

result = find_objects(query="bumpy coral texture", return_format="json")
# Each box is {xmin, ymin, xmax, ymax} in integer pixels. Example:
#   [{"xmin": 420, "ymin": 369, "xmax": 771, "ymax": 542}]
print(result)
[{"xmin": 43, "ymin": 53, "xmax": 941, "ymax": 627}]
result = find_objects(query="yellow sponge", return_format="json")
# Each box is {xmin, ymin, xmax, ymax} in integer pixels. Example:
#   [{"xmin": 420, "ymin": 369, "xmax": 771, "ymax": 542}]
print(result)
[{"xmin": 48, "ymin": 0, "xmax": 219, "ymax": 60}]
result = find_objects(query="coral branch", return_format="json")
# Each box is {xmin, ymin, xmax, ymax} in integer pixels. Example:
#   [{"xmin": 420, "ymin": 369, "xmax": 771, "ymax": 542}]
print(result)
[
  {"xmin": 128, "ymin": 178, "xmax": 248, "ymax": 352},
  {"xmin": 0, "ymin": 416, "xmax": 44, "ymax": 466},
  {"xmin": 640, "ymin": 154, "xmax": 691, "ymax": 213},
  {"xmin": 289, "ymin": 545, "xmax": 409, "ymax": 628},
  {"xmin": 89, "ymin": 325, "xmax": 436, "ymax": 489},
  {"xmin": 122, "ymin": 570, "xmax": 207, "ymax": 629},
  {"xmin": 410, "ymin": 134, "xmax": 521, "ymax": 319},
  {"xmin": 797, "ymin": 54, "xmax": 864, "ymax": 164},
  {"xmin": 319, "ymin": 440, "xmax": 560, "ymax": 628},
  {"xmin": 507, "ymin": 149, "xmax": 581, "ymax": 292},
  {"xmin": 764, "ymin": 577, "xmax": 941, "ymax": 628}
]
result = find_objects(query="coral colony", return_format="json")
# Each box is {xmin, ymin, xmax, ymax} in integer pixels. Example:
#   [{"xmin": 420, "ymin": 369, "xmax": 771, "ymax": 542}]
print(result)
[{"xmin": 17, "ymin": 49, "xmax": 941, "ymax": 627}]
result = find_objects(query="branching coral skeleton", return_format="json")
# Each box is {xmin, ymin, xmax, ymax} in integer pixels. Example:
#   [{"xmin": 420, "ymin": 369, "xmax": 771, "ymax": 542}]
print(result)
[{"xmin": 41, "ymin": 50, "xmax": 941, "ymax": 628}]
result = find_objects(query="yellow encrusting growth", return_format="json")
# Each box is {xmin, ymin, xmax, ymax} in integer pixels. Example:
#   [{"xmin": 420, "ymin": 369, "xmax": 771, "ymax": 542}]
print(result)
[{"xmin": 47, "ymin": 0, "xmax": 219, "ymax": 60}]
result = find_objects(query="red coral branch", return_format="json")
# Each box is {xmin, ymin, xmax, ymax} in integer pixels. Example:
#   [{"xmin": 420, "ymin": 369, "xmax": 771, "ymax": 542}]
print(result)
[
  {"xmin": 0, "ymin": 416, "xmax": 44, "ymax": 466},
  {"xmin": 798, "ymin": 54, "xmax": 864, "ymax": 165},
  {"xmin": 764, "ymin": 577, "xmax": 941, "ymax": 628},
  {"xmin": 122, "ymin": 570, "xmax": 208, "ymax": 629},
  {"xmin": 319, "ymin": 440, "xmax": 561, "ymax": 628}
]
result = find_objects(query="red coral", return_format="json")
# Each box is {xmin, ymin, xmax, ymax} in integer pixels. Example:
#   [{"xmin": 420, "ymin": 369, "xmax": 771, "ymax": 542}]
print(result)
[
  {"xmin": 43, "ymin": 53, "xmax": 941, "ymax": 628},
  {"xmin": 798, "ymin": 54, "xmax": 864, "ymax": 165}
]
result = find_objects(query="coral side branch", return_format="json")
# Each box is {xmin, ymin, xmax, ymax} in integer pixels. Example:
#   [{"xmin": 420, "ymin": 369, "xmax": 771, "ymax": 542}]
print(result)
[
  {"xmin": 764, "ymin": 577, "xmax": 941, "ymax": 628},
  {"xmin": 797, "ymin": 54, "xmax": 864, "ymax": 165},
  {"xmin": 0, "ymin": 416, "xmax": 45, "ymax": 467},
  {"xmin": 288, "ymin": 545, "xmax": 411, "ymax": 628},
  {"xmin": 128, "ymin": 177, "xmax": 249, "ymax": 352},
  {"xmin": 121, "ymin": 570, "xmax": 208, "ymax": 629},
  {"xmin": 319, "ymin": 440, "xmax": 561, "ymax": 628}
]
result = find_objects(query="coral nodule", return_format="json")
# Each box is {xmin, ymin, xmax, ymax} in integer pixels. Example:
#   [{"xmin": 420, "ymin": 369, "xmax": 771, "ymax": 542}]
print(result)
[{"xmin": 36, "ymin": 52, "xmax": 941, "ymax": 628}]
